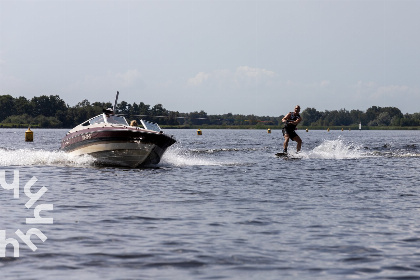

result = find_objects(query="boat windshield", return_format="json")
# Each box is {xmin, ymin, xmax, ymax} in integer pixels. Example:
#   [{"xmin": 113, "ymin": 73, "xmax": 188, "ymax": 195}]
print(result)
[
  {"xmin": 105, "ymin": 115, "xmax": 128, "ymax": 125},
  {"xmin": 82, "ymin": 114, "xmax": 128, "ymax": 126},
  {"xmin": 89, "ymin": 115, "xmax": 105, "ymax": 125}
]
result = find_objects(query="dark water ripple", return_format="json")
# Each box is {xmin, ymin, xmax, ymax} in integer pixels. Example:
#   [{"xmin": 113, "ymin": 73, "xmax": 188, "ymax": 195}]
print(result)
[{"xmin": 0, "ymin": 129, "xmax": 419, "ymax": 279}]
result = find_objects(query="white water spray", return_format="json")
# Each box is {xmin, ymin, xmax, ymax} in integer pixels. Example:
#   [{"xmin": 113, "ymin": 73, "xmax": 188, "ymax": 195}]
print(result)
[
  {"xmin": 0, "ymin": 149, "xmax": 95, "ymax": 167},
  {"xmin": 161, "ymin": 147, "xmax": 235, "ymax": 167},
  {"xmin": 304, "ymin": 139, "xmax": 364, "ymax": 159}
]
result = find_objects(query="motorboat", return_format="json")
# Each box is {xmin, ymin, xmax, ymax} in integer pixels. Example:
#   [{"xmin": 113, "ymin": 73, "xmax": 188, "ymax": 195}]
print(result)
[{"xmin": 60, "ymin": 92, "xmax": 176, "ymax": 167}]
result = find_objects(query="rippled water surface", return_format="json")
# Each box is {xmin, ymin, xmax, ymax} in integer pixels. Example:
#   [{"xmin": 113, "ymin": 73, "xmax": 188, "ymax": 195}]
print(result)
[{"xmin": 0, "ymin": 128, "xmax": 419, "ymax": 279}]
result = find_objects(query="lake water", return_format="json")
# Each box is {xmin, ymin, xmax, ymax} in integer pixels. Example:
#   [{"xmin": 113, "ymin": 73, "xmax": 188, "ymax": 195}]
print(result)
[{"xmin": 0, "ymin": 128, "xmax": 419, "ymax": 279}]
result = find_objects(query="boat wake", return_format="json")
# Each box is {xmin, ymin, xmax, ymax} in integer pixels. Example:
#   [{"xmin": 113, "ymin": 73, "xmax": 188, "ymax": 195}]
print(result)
[
  {"xmin": 188, "ymin": 147, "xmax": 260, "ymax": 154},
  {"xmin": 290, "ymin": 139, "xmax": 420, "ymax": 160},
  {"xmin": 304, "ymin": 139, "xmax": 364, "ymax": 159},
  {"xmin": 161, "ymin": 146, "xmax": 239, "ymax": 167},
  {"xmin": 0, "ymin": 148, "xmax": 95, "ymax": 167},
  {"xmin": 0, "ymin": 147, "xmax": 238, "ymax": 168},
  {"xmin": 1, "ymin": 139, "xmax": 417, "ymax": 168}
]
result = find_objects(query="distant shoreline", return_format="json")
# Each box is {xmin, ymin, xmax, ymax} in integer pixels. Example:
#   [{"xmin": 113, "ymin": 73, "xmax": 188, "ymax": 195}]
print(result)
[
  {"xmin": 0, "ymin": 123, "xmax": 419, "ymax": 130},
  {"xmin": 158, "ymin": 124, "xmax": 419, "ymax": 130}
]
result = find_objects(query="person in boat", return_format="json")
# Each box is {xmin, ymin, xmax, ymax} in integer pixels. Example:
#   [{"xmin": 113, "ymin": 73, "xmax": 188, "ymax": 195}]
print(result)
[
  {"xmin": 130, "ymin": 120, "xmax": 138, "ymax": 126},
  {"xmin": 281, "ymin": 105, "xmax": 303, "ymax": 153}
]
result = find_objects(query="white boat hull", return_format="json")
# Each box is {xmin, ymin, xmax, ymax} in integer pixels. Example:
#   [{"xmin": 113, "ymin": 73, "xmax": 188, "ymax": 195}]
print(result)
[{"xmin": 68, "ymin": 141, "xmax": 156, "ymax": 168}]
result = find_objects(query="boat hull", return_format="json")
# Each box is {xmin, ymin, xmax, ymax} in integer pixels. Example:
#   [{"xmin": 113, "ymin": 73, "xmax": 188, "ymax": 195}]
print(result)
[{"xmin": 61, "ymin": 127, "xmax": 176, "ymax": 167}]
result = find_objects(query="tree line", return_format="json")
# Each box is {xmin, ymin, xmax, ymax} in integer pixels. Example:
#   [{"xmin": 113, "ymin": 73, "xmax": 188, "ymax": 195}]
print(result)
[{"xmin": 0, "ymin": 94, "xmax": 419, "ymax": 128}]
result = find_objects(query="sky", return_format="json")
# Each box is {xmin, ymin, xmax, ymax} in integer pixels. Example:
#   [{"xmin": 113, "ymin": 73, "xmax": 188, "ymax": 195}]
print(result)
[{"xmin": 0, "ymin": 0, "xmax": 419, "ymax": 116}]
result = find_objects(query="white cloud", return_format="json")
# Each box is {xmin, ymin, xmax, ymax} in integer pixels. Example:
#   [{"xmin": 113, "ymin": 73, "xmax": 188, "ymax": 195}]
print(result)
[
  {"xmin": 187, "ymin": 66, "xmax": 277, "ymax": 88},
  {"xmin": 235, "ymin": 66, "xmax": 276, "ymax": 79},
  {"xmin": 355, "ymin": 80, "xmax": 376, "ymax": 89},
  {"xmin": 116, "ymin": 69, "xmax": 143, "ymax": 87},
  {"xmin": 373, "ymin": 85, "xmax": 410, "ymax": 99},
  {"xmin": 71, "ymin": 69, "xmax": 144, "ymax": 90},
  {"xmin": 187, "ymin": 71, "xmax": 210, "ymax": 86},
  {"xmin": 354, "ymin": 81, "xmax": 413, "ymax": 99}
]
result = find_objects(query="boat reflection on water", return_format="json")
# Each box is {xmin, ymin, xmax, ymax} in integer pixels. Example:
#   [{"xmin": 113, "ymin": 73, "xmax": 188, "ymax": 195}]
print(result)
[{"xmin": 60, "ymin": 92, "xmax": 176, "ymax": 167}]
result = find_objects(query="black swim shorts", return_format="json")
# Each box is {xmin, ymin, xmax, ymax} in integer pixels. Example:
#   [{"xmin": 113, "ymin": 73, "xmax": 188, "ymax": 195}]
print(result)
[{"xmin": 282, "ymin": 127, "xmax": 298, "ymax": 140}]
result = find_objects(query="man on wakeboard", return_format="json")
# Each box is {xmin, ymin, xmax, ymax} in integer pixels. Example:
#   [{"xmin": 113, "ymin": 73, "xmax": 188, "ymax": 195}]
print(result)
[{"xmin": 281, "ymin": 105, "xmax": 303, "ymax": 153}]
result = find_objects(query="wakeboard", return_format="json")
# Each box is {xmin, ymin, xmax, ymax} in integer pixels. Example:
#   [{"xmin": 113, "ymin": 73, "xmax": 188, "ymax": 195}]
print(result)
[
  {"xmin": 275, "ymin": 152, "xmax": 288, "ymax": 157},
  {"xmin": 275, "ymin": 152, "xmax": 300, "ymax": 160}
]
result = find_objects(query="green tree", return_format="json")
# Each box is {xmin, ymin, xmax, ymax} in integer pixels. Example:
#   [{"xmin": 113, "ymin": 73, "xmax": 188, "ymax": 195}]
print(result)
[
  {"xmin": 350, "ymin": 109, "xmax": 365, "ymax": 125},
  {"xmin": 30, "ymin": 95, "xmax": 67, "ymax": 117},
  {"xmin": 0, "ymin": 95, "xmax": 15, "ymax": 121},
  {"xmin": 2, "ymin": 114, "xmax": 32, "ymax": 125},
  {"xmin": 366, "ymin": 106, "xmax": 380, "ymax": 123},
  {"xmin": 117, "ymin": 101, "xmax": 129, "ymax": 115},
  {"xmin": 376, "ymin": 112, "xmax": 392, "ymax": 126},
  {"xmin": 151, "ymin": 104, "xmax": 167, "ymax": 116},
  {"xmin": 14, "ymin": 96, "xmax": 31, "ymax": 115},
  {"xmin": 301, "ymin": 107, "xmax": 321, "ymax": 126},
  {"xmin": 187, "ymin": 110, "xmax": 208, "ymax": 125},
  {"xmin": 138, "ymin": 102, "xmax": 150, "ymax": 116}
]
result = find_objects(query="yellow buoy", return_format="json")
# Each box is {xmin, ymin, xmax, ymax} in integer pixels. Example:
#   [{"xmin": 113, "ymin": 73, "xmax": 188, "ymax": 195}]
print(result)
[
  {"xmin": 306, "ymin": 128, "xmax": 308, "ymax": 132},
  {"xmin": 341, "ymin": 128, "xmax": 344, "ymax": 131},
  {"xmin": 267, "ymin": 128, "xmax": 271, "ymax": 134},
  {"xmin": 197, "ymin": 129, "xmax": 202, "ymax": 135},
  {"xmin": 327, "ymin": 128, "xmax": 330, "ymax": 132},
  {"xmin": 25, "ymin": 127, "xmax": 33, "ymax": 142}
]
